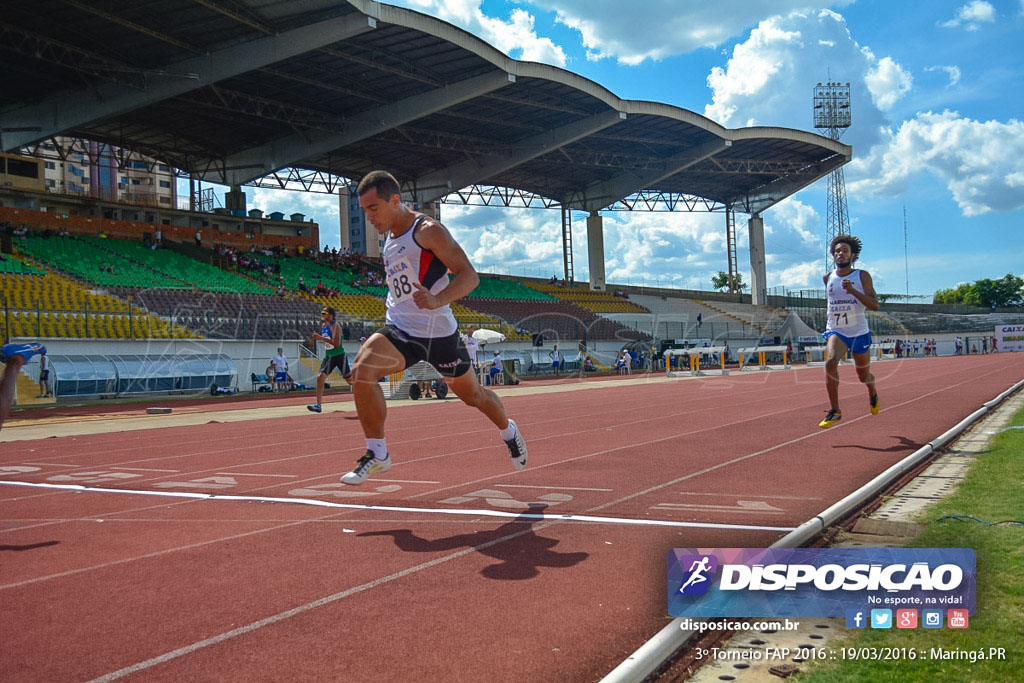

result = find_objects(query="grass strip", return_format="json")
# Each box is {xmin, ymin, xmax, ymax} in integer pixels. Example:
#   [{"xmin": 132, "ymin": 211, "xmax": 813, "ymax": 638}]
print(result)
[{"xmin": 799, "ymin": 405, "xmax": 1024, "ymax": 682}]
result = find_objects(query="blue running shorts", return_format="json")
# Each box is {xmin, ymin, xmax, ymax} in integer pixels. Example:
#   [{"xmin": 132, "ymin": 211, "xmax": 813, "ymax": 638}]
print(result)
[{"xmin": 822, "ymin": 331, "xmax": 872, "ymax": 355}]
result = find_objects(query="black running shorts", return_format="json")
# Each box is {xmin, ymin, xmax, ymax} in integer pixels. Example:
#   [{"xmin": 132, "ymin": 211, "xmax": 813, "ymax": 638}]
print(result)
[
  {"xmin": 376, "ymin": 326, "xmax": 472, "ymax": 378},
  {"xmin": 319, "ymin": 353, "xmax": 350, "ymax": 379}
]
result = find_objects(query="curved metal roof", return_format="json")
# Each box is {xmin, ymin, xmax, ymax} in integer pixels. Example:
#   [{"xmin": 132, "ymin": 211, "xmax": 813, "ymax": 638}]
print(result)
[{"xmin": 0, "ymin": 0, "xmax": 850, "ymax": 213}]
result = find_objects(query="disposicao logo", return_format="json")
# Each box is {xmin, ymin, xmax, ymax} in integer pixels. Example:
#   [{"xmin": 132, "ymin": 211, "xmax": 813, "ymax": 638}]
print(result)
[
  {"xmin": 667, "ymin": 548, "xmax": 975, "ymax": 619},
  {"xmin": 676, "ymin": 555, "xmax": 718, "ymax": 595}
]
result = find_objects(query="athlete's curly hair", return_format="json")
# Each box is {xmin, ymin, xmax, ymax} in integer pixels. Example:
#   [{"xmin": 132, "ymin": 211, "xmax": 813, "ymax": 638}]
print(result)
[{"xmin": 830, "ymin": 234, "xmax": 862, "ymax": 262}]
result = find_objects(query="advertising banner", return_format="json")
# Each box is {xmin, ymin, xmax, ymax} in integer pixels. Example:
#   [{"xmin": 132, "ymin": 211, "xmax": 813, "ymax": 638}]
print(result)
[{"xmin": 668, "ymin": 548, "xmax": 975, "ymax": 619}]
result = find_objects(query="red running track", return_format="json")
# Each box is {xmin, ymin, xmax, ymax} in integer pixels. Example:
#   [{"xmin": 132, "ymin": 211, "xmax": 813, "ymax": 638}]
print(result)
[{"xmin": 1, "ymin": 354, "xmax": 1022, "ymax": 682}]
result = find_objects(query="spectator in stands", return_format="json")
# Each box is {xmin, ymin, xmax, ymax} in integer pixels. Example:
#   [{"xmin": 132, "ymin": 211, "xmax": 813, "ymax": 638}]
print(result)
[
  {"xmin": 1, "ymin": 343, "xmax": 47, "ymax": 430},
  {"xmin": 819, "ymin": 235, "xmax": 880, "ymax": 430},
  {"xmin": 307, "ymin": 306, "xmax": 349, "ymax": 413},
  {"xmin": 696, "ymin": 313, "xmax": 702, "ymax": 328},
  {"xmin": 549, "ymin": 345, "xmax": 562, "ymax": 376},
  {"xmin": 271, "ymin": 348, "xmax": 289, "ymax": 392},
  {"xmin": 195, "ymin": 230, "xmax": 202, "ymax": 247},
  {"xmin": 298, "ymin": 275, "xmax": 307, "ymax": 292},
  {"xmin": 153, "ymin": 227, "xmax": 162, "ymax": 249},
  {"xmin": 37, "ymin": 350, "xmax": 52, "ymax": 398}
]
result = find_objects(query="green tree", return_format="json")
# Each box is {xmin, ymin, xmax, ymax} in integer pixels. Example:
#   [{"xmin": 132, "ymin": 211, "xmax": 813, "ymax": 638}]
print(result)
[
  {"xmin": 711, "ymin": 271, "xmax": 745, "ymax": 292},
  {"xmin": 933, "ymin": 274, "xmax": 1024, "ymax": 307}
]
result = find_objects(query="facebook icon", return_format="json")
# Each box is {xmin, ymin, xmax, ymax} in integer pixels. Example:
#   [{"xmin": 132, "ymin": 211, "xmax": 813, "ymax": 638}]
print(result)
[{"xmin": 845, "ymin": 609, "xmax": 866, "ymax": 629}]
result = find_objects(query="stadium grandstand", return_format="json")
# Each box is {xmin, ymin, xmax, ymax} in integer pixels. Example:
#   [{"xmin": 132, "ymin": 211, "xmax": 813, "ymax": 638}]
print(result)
[{"xmin": 0, "ymin": 0, "xmax": 1018, "ymax": 403}]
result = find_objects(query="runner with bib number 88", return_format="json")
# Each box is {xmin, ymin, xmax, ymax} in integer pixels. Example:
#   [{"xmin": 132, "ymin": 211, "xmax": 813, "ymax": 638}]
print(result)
[
  {"xmin": 819, "ymin": 235, "xmax": 881, "ymax": 429},
  {"xmin": 340, "ymin": 170, "xmax": 528, "ymax": 485}
]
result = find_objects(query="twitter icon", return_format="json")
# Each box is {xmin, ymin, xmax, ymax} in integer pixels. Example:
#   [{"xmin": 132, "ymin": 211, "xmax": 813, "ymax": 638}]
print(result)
[{"xmin": 870, "ymin": 609, "xmax": 892, "ymax": 629}]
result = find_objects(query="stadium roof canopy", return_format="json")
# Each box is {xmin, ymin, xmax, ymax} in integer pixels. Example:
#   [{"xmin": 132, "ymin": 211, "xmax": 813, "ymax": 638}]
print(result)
[{"xmin": 0, "ymin": 0, "xmax": 850, "ymax": 214}]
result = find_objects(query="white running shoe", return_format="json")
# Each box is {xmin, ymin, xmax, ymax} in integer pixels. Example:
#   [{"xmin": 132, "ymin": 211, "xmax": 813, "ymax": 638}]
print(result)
[
  {"xmin": 341, "ymin": 451, "xmax": 391, "ymax": 485},
  {"xmin": 504, "ymin": 419, "xmax": 528, "ymax": 471}
]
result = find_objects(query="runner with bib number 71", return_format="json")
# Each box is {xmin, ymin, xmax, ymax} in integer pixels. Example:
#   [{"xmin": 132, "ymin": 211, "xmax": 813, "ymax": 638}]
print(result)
[{"xmin": 819, "ymin": 235, "xmax": 881, "ymax": 429}]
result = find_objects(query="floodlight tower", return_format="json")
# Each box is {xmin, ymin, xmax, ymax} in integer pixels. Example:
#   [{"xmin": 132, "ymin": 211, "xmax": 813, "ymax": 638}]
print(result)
[{"xmin": 813, "ymin": 81, "xmax": 852, "ymax": 272}]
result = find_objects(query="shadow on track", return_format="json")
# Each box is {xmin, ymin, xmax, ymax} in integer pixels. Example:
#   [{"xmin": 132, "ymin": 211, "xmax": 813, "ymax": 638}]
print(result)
[{"xmin": 358, "ymin": 503, "xmax": 589, "ymax": 580}]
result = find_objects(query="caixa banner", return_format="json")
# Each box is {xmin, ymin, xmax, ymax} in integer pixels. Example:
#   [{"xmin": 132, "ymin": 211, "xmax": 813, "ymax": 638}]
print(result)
[{"xmin": 667, "ymin": 548, "xmax": 975, "ymax": 618}]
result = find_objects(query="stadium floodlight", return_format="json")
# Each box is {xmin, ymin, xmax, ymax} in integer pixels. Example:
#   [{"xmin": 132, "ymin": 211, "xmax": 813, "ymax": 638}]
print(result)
[{"xmin": 813, "ymin": 80, "xmax": 852, "ymax": 270}]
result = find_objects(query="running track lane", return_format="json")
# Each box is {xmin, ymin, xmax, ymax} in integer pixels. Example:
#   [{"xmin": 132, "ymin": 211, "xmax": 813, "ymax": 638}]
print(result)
[{"xmin": 0, "ymin": 354, "xmax": 1021, "ymax": 681}]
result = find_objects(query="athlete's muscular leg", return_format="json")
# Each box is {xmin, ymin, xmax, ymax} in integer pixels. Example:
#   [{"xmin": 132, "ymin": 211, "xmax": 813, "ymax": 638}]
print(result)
[
  {"xmin": 446, "ymin": 367, "xmax": 510, "ymax": 430},
  {"xmin": 350, "ymin": 334, "xmax": 406, "ymax": 438},
  {"xmin": 824, "ymin": 335, "xmax": 848, "ymax": 412},
  {"xmin": 852, "ymin": 350, "xmax": 877, "ymax": 398}
]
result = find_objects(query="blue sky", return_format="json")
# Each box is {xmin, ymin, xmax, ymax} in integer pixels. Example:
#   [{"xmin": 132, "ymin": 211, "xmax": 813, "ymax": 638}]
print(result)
[{"xmin": 228, "ymin": 0, "xmax": 1024, "ymax": 298}]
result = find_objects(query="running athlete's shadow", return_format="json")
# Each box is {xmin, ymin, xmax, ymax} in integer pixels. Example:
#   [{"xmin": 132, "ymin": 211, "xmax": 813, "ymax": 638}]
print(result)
[
  {"xmin": 0, "ymin": 540, "xmax": 59, "ymax": 552},
  {"xmin": 357, "ymin": 503, "xmax": 589, "ymax": 580},
  {"xmin": 833, "ymin": 436, "xmax": 924, "ymax": 453}
]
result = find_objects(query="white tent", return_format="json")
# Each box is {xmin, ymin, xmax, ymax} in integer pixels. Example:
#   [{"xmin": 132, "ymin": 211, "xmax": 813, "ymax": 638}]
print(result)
[{"xmin": 772, "ymin": 311, "xmax": 821, "ymax": 342}]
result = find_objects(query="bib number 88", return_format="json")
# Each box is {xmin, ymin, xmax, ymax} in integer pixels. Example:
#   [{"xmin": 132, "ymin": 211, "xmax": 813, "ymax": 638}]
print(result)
[{"xmin": 392, "ymin": 274, "xmax": 413, "ymax": 299}]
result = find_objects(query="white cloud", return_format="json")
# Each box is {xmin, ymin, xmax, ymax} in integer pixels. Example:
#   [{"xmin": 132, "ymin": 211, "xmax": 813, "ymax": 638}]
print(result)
[
  {"xmin": 527, "ymin": 1, "xmax": 848, "ymax": 65},
  {"xmin": 703, "ymin": 10, "xmax": 909, "ymax": 154},
  {"xmin": 390, "ymin": 0, "xmax": 567, "ymax": 65},
  {"xmin": 939, "ymin": 1, "xmax": 997, "ymax": 30},
  {"xmin": 864, "ymin": 55, "xmax": 913, "ymax": 110},
  {"xmin": 847, "ymin": 111, "xmax": 1024, "ymax": 216},
  {"xmin": 925, "ymin": 65, "xmax": 962, "ymax": 87}
]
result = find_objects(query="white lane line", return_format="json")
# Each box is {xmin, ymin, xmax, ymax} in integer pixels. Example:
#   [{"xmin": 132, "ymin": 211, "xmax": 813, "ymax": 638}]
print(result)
[
  {"xmin": 85, "ymin": 525, "xmax": 542, "ymax": 683},
  {"xmin": 676, "ymin": 492, "xmax": 822, "ymax": 500},
  {"xmin": 22, "ymin": 463, "xmax": 79, "ymax": 468},
  {"xmin": 214, "ymin": 473, "xmax": 297, "ymax": 478},
  {"xmin": 0, "ymin": 480, "xmax": 795, "ymax": 533},
  {"xmin": 496, "ymin": 484, "xmax": 613, "ymax": 491},
  {"xmin": 371, "ymin": 479, "xmax": 442, "ymax": 484},
  {"xmin": 112, "ymin": 467, "xmax": 181, "ymax": 473}
]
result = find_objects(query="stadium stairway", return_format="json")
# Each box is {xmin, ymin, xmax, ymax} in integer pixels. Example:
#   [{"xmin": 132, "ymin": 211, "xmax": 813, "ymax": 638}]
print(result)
[
  {"xmin": 14, "ymin": 367, "xmax": 56, "ymax": 407},
  {"xmin": 693, "ymin": 299, "xmax": 774, "ymax": 337}
]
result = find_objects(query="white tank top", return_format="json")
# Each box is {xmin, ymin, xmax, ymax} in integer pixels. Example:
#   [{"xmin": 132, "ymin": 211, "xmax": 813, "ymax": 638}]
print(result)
[
  {"xmin": 382, "ymin": 215, "xmax": 458, "ymax": 338},
  {"xmin": 825, "ymin": 269, "xmax": 870, "ymax": 337}
]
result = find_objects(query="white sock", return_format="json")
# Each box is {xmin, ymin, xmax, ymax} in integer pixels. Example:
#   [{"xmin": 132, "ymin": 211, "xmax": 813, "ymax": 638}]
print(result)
[
  {"xmin": 499, "ymin": 422, "xmax": 516, "ymax": 441},
  {"xmin": 367, "ymin": 438, "xmax": 388, "ymax": 460}
]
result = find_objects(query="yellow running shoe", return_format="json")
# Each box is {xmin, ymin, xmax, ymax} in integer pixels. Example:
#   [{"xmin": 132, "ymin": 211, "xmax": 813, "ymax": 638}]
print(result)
[
  {"xmin": 869, "ymin": 394, "xmax": 880, "ymax": 415},
  {"xmin": 819, "ymin": 409, "xmax": 842, "ymax": 429}
]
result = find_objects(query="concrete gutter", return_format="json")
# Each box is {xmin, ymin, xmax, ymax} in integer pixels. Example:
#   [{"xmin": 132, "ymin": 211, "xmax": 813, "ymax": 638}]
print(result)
[{"xmin": 600, "ymin": 378, "xmax": 1024, "ymax": 683}]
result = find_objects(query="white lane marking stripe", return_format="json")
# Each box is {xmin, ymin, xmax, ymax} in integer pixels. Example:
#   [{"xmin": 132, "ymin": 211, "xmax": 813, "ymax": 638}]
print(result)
[
  {"xmin": 676, "ymin": 492, "xmax": 822, "ymax": 500},
  {"xmin": 0, "ymin": 480, "xmax": 794, "ymax": 533},
  {"xmin": 496, "ymin": 484, "xmax": 613, "ymax": 491},
  {"xmin": 214, "ymin": 473, "xmax": 297, "ymax": 478},
  {"xmin": 112, "ymin": 467, "xmax": 181, "ymax": 472},
  {"xmin": 370, "ymin": 479, "xmax": 442, "ymax": 484},
  {"xmin": 85, "ymin": 525, "xmax": 541, "ymax": 683}
]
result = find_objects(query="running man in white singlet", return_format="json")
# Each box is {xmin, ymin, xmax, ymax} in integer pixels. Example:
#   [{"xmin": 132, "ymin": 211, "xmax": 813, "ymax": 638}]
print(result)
[
  {"xmin": 819, "ymin": 235, "xmax": 881, "ymax": 428},
  {"xmin": 340, "ymin": 171, "xmax": 528, "ymax": 485}
]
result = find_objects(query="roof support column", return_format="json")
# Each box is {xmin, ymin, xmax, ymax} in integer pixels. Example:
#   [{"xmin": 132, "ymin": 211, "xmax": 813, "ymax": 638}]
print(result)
[
  {"xmin": 748, "ymin": 213, "xmax": 767, "ymax": 306},
  {"xmin": 586, "ymin": 211, "xmax": 606, "ymax": 291},
  {"xmin": 225, "ymin": 186, "xmax": 246, "ymax": 214}
]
